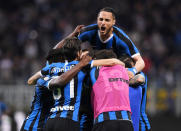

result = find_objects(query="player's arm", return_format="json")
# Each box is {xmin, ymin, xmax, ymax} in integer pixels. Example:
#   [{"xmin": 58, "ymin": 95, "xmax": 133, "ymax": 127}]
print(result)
[
  {"xmin": 27, "ymin": 64, "xmax": 50, "ymax": 85},
  {"xmin": 128, "ymin": 55, "xmax": 145, "ymax": 79},
  {"xmin": 132, "ymin": 54, "xmax": 145, "ymax": 73},
  {"xmin": 129, "ymin": 74, "xmax": 145, "ymax": 86},
  {"xmin": 53, "ymin": 25, "xmax": 84, "ymax": 49},
  {"xmin": 48, "ymin": 55, "xmax": 92, "ymax": 90},
  {"xmin": 27, "ymin": 71, "xmax": 41, "ymax": 85},
  {"xmin": 92, "ymin": 58, "xmax": 125, "ymax": 67}
]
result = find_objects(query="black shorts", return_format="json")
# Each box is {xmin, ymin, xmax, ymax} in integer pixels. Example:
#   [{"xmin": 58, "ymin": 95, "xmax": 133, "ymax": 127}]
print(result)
[
  {"xmin": 92, "ymin": 120, "xmax": 134, "ymax": 131},
  {"xmin": 139, "ymin": 128, "xmax": 152, "ymax": 131},
  {"xmin": 44, "ymin": 117, "xmax": 80, "ymax": 131}
]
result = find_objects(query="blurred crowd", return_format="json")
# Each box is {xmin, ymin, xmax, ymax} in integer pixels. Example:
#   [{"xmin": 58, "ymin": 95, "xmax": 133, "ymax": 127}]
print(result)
[{"xmin": 0, "ymin": 0, "xmax": 180, "ymax": 114}]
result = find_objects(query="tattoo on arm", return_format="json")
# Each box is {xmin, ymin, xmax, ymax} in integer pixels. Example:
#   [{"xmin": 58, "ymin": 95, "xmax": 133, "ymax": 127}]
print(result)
[{"xmin": 129, "ymin": 74, "xmax": 145, "ymax": 86}]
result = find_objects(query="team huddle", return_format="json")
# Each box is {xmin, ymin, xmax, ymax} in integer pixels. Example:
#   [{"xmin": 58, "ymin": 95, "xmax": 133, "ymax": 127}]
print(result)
[{"xmin": 20, "ymin": 7, "xmax": 151, "ymax": 131}]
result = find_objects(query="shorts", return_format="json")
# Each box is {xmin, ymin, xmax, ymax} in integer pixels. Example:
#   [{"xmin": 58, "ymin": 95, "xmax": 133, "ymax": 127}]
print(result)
[
  {"xmin": 92, "ymin": 120, "xmax": 134, "ymax": 131},
  {"xmin": 44, "ymin": 117, "xmax": 80, "ymax": 131}
]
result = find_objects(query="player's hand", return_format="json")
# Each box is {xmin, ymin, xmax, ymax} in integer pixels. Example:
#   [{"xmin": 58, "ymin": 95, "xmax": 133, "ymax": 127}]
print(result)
[
  {"xmin": 79, "ymin": 54, "xmax": 92, "ymax": 67},
  {"xmin": 127, "ymin": 67, "xmax": 137, "ymax": 79},
  {"xmin": 72, "ymin": 25, "xmax": 85, "ymax": 37},
  {"xmin": 127, "ymin": 71, "xmax": 135, "ymax": 80},
  {"xmin": 37, "ymin": 77, "xmax": 50, "ymax": 88}
]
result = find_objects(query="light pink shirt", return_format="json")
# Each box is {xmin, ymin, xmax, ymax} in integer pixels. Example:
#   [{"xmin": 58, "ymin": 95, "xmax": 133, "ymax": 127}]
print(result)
[{"xmin": 91, "ymin": 65, "xmax": 131, "ymax": 119}]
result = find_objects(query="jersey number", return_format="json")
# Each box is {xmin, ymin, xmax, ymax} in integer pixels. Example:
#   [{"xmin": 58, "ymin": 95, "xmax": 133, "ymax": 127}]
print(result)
[{"xmin": 53, "ymin": 78, "xmax": 74, "ymax": 100}]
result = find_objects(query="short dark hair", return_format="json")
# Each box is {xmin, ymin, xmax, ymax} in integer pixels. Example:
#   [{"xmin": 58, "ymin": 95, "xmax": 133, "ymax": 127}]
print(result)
[
  {"xmin": 94, "ymin": 49, "xmax": 117, "ymax": 59},
  {"xmin": 63, "ymin": 37, "xmax": 82, "ymax": 61},
  {"xmin": 46, "ymin": 48, "xmax": 64, "ymax": 64},
  {"xmin": 119, "ymin": 54, "xmax": 135, "ymax": 68},
  {"xmin": 99, "ymin": 7, "xmax": 116, "ymax": 19}
]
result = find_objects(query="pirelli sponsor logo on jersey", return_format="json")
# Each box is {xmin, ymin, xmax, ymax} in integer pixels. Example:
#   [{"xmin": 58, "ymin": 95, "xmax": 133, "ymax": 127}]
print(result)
[
  {"xmin": 51, "ymin": 65, "xmax": 75, "ymax": 74},
  {"xmin": 109, "ymin": 78, "xmax": 129, "ymax": 84},
  {"xmin": 50, "ymin": 106, "xmax": 74, "ymax": 112}
]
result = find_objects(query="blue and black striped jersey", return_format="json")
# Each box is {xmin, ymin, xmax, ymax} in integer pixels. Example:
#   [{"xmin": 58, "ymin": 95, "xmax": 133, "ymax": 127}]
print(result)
[
  {"xmin": 40, "ymin": 61, "xmax": 91, "ymax": 122},
  {"xmin": 78, "ymin": 24, "xmax": 139, "ymax": 57},
  {"xmin": 139, "ymin": 72, "xmax": 151, "ymax": 131},
  {"xmin": 21, "ymin": 83, "xmax": 54, "ymax": 131},
  {"xmin": 79, "ymin": 74, "xmax": 93, "ymax": 131}
]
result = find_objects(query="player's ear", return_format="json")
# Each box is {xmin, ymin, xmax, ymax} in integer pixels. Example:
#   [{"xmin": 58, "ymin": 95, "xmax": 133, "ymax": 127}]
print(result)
[{"xmin": 113, "ymin": 19, "xmax": 116, "ymax": 25}]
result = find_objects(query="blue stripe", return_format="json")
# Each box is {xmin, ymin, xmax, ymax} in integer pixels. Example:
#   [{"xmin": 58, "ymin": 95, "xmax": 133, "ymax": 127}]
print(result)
[
  {"xmin": 50, "ymin": 113, "xmax": 56, "ymax": 118},
  {"xmin": 80, "ymin": 114, "xmax": 87, "ymax": 131},
  {"xmin": 121, "ymin": 111, "xmax": 129, "ymax": 120},
  {"xmin": 24, "ymin": 110, "xmax": 39, "ymax": 130},
  {"xmin": 90, "ymin": 68, "xmax": 96, "ymax": 85},
  {"xmin": 98, "ymin": 113, "xmax": 104, "ymax": 123},
  {"xmin": 33, "ymin": 88, "xmax": 41, "ymax": 110},
  {"xmin": 60, "ymin": 111, "xmax": 67, "ymax": 118},
  {"xmin": 33, "ymin": 110, "xmax": 42, "ymax": 131},
  {"xmin": 60, "ymin": 84, "xmax": 70, "ymax": 118},
  {"xmin": 108, "ymin": 111, "xmax": 117, "ymax": 120}
]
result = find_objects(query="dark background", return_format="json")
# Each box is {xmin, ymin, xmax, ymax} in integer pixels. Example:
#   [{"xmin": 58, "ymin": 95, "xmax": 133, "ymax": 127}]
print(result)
[{"xmin": 0, "ymin": 0, "xmax": 180, "ymax": 130}]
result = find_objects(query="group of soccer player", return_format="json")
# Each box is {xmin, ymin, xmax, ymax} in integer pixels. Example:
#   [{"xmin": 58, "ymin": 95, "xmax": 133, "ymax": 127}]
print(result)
[{"xmin": 20, "ymin": 7, "xmax": 151, "ymax": 131}]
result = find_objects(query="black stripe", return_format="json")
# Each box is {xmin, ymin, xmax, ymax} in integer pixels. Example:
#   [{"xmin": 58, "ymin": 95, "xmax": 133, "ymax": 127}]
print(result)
[
  {"xmin": 29, "ymin": 110, "xmax": 40, "ymax": 131},
  {"xmin": 127, "ymin": 111, "xmax": 131, "ymax": 120},
  {"xmin": 67, "ymin": 75, "xmax": 78, "ymax": 120},
  {"xmin": 141, "ymin": 114, "xmax": 148, "ymax": 130},
  {"xmin": 41, "ymin": 69, "xmax": 49, "ymax": 76},
  {"xmin": 37, "ymin": 108, "xmax": 48, "ymax": 129},
  {"xmin": 113, "ymin": 27, "xmax": 136, "ymax": 56},
  {"xmin": 37, "ymin": 111, "xmax": 45, "ymax": 130},
  {"xmin": 115, "ymin": 111, "xmax": 123, "ymax": 119},
  {"xmin": 139, "ymin": 121, "xmax": 142, "ymax": 131},
  {"xmin": 112, "ymin": 36, "xmax": 118, "ymax": 56},
  {"xmin": 141, "ymin": 87, "xmax": 149, "ymax": 130},
  {"xmin": 91, "ymin": 30, "xmax": 98, "ymax": 49},
  {"xmin": 95, "ymin": 68, "xmax": 99, "ymax": 80},
  {"xmin": 103, "ymin": 112, "xmax": 110, "ymax": 121},
  {"xmin": 80, "ymin": 25, "xmax": 98, "ymax": 34},
  {"xmin": 38, "ymin": 89, "xmax": 54, "ymax": 128},
  {"xmin": 30, "ymin": 90, "xmax": 37, "ymax": 111},
  {"xmin": 100, "ymin": 40, "xmax": 106, "ymax": 49}
]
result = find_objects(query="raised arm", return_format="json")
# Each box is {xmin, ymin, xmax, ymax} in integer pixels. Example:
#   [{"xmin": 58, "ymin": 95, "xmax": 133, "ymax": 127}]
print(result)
[
  {"xmin": 53, "ymin": 25, "xmax": 84, "ymax": 49},
  {"xmin": 128, "ymin": 55, "xmax": 145, "ymax": 79},
  {"xmin": 27, "ymin": 71, "xmax": 41, "ymax": 85},
  {"xmin": 92, "ymin": 58, "xmax": 125, "ymax": 67},
  {"xmin": 48, "ymin": 55, "xmax": 92, "ymax": 89},
  {"xmin": 133, "ymin": 55, "xmax": 145, "ymax": 73}
]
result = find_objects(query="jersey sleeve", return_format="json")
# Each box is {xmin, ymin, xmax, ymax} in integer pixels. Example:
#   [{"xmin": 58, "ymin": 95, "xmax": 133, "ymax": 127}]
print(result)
[
  {"xmin": 113, "ymin": 26, "xmax": 140, "ymax": 57},
  {"xmin": 78, "ymin": 24, "xmax": 98, "ymax": 43},
  {"xmin": 41, "ymin": 65, "xmax": 50, "ymax": 76},
  {"xmin": 37, "ymin": 77, "xmax": 52, "ymax": 89}
]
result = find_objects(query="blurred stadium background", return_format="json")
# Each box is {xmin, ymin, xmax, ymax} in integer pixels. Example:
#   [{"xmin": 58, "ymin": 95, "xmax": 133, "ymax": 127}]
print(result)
[{"xmin": 0, "ymin": 0, "xmax": 181, "ymax": 130}]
